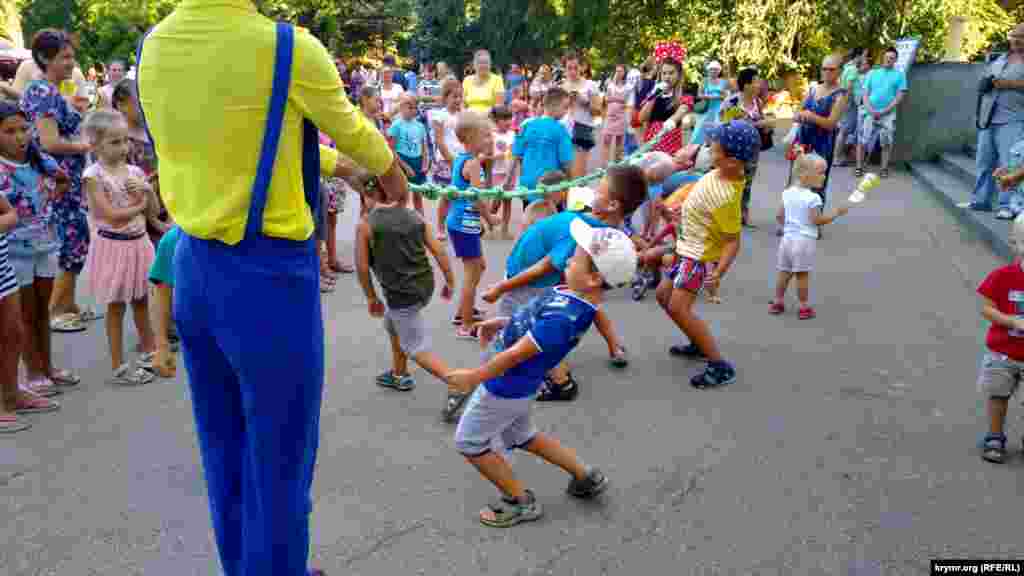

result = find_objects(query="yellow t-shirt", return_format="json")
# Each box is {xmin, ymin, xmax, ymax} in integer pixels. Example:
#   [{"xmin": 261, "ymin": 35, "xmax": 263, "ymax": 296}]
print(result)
[
  {"xmin": 138, "ymin": 0, "xmax": 393, "ymax": 245},
  {"xmin": 462, "ymin": 74, "xmax": 505, "ymax": 113},
  {"xmin": 675, "ymin": 170, "xmax": 743, "ymax": 263}
]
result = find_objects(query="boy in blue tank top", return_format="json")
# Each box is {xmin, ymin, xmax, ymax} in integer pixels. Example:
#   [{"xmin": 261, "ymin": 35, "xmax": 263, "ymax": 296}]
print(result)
[
  {"xmin": 446, "ymin": 110, "xmax": 497, "ymax": 340},
  {"xmin": 448, "ymin": 219, "xmax": 638, "ymax": 527}
]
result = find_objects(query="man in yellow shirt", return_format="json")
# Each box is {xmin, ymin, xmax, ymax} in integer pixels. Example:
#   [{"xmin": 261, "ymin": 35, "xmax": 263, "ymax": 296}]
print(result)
[
  {"xmin": 658, "ymin": 120, "xmax": 757, "ymax": 389},
  {"xmin": 137, "ymin": 2, "xmax": 405, "ymax": 574}
]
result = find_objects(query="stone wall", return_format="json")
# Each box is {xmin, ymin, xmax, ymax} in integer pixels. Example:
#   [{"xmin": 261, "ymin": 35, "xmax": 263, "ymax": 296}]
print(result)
[{"xmin": 891, "ymin": 62, "xmax": 985, "ymax": 163}]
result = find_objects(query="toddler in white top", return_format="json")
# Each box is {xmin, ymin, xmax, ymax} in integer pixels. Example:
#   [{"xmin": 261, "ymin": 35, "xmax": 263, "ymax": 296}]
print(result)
[{"xmin": 769, "ymin": 152, "xmax": 849, "ymax": 319}]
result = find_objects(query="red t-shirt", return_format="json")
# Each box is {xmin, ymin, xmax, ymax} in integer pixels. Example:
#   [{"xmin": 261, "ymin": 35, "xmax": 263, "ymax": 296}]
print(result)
[{"xmin": 978, "ymin": 264, "xmax": 1024, "ymax": 360}]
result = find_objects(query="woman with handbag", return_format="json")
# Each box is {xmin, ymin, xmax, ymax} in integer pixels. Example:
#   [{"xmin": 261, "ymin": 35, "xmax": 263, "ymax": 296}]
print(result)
[{"xmin": 721, "ymin": 67, "xmax": 775, "ymax": 227}]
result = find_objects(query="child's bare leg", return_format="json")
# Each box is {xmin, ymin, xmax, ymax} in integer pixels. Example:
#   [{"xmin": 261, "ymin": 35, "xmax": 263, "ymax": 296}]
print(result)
[
  {"xmin": 459, "ymin": 258, "xmax": 485, "ymax": 331},
  {"xmin": 389, "ymin": 331, "xmax": 409, "ymax": 376},
  {"xmin": 326, "ymin": 211, "xmax": 339, "ymax": 266},
  {"xmin": 667, "ymin": 287, "xmax": 724, "ymax": 361},
  {"xmin": 655, "ymin": 276, "xmax": 673, "ymax": 311},
  {"xmin": 18, "ymin": 285, "xmax": 44, "ymax": 379},
  {"xmin": 466, "ymin": 451, "xmax": 526, "ymax": 499},
  {"xmin": 501, "ymin": 200, "xmax": 512, "ymax": 238},
  {"xmin": 131, "ymin": 297, "xmax": 155, "ymax": 354},
  {"xmin": 413, "ymin": 190, "xmax": 424, "ymax": 216},
  {"xmin": 520, "ymin": 433, "xmax": 587, "ymax": 480},
  {"xmin": 774, "ymin": 271, "xmax": 793, "ymax": 303},
  {"xmin": 437, "ymin": 197, "xmax": 450, "ymax": 239},
  {"xmin": 988, "ymin": 396, "xmax": 1010, "ymax": 436},
  {"xmin": 106, "ymin": 302, "xmax": 127, "ymax": 370},
  {"xmin": 795, "ymin": 271, "xmax": 810, "ymax": 306},
  {"xmin": 151, "ymin": 284, "xmax": 174, "ymax": 374},
  {"xmin": 0, "ymin": 293, "xmax": 23, "ymax": 412},
  {"xmin": 34, "ymin": 278, "xmax": 54, "ymax": 377},
  {"xmin": 613, "ymin": 136, "xmax": 624, "ymax": 163},
  {"xmin": 412, "ymin": 351, "xmax": 457, "ymax": 392}
]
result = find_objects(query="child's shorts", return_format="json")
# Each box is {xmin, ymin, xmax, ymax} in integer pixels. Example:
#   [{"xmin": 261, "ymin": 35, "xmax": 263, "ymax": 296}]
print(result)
[
  {"xmin": 498, "ymin": 282, "xmax": 546, "ymax": 318},
  {"xmin": 454, "ymin": 385, "xmax": 537, "ymax": 457},
  {"xmin": 978, "ymin": 352, "xmax": 1024, "ymax": 398},
  {"xmin": 384, "ymin": 304, "xmax": 429, "ymax": 356},
  {"xmin": 448, "ymin": 228, "xmax": 482, "ymax": 259},
  {"xmin": 572, "ymin": 123, "xmax": 597, "ymax": 151},
  {"xmin": 669, "ymin": 256, "xmax": 709, "ymax": 294},
  {"xmin": 398, "ymin": 152, "xmax": 427, "ymax": 185},
  {"xmin": 777, "ymin": 235, "xmax": 816, "ymax": 273},
  {"xmin": 8, "ymin": 243, "xmax": 57, "ymax": 287}
]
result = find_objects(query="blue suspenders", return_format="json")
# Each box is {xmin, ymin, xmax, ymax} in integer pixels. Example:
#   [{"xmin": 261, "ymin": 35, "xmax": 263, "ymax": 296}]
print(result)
[{"xmin": 136, "ymin": 22, "xmax": 321, "ymax": 242}]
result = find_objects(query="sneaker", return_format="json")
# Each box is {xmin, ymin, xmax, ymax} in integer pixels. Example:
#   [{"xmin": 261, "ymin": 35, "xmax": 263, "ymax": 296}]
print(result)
[
  {"xmin": 455, "ymin": 325, "xmax": 480, "ymax": 340},
  {"xmin": 631, "ymin": 273, "xmax": 648, "ymax": 301},
  {"xmin": 536, "ymin": 374, "xmax": 579, "ymax": 402},
  {"xmin": 479, "ymin": 490, "xmax": 543, "ymax": 528},
  {"xmin": 567, "ymin": 468, "xmax": 609, "ymax": 499},
  {"xmin": 798, "ymin": 306, "xmax": 816, "ymax": 320},
  {"xmin": 690, "ymin": 361, "xmax": 737, "ymax": 389},
  {"xmin": 997, "ymin": 208, "xmax": 1015, "ymax": 220},
  {"xmin": 442, "ymin": 390, "xmax": 470, "ymax": 422},
  {"xmin": 609, "ymin": 346, "xmax": 630, "ymax": 368},
  {"xmin": 376, "ymin": 371, "xmax": 415, "ymax": 391},
  {"xmin": 769, "ymin": 301, "xmax": 785, "ymax": 315},
  {"xmin": 982, "ymin": 433, "xmax": 1007, "ymax": 464},
  {"xmin": 137, "ymin": 352, "xmax": 156, "ymax": 371},
  {"xmin": 109, "ymin": 364, "xmax": 155, "ymax": 386},
  {"xmin": 668, "ymin": 343, "xmax": 707, "ymax": 360},
  {"xmin": 646, "ymin": 270, "xmax": 660, "ymax": 289},
  {"xmin": 14, "ymin": 391, "xmax": 59, "ymax": 414},
  {"xmin": 451, "ymin": 308, "xmax": 486, "ymax": 326}
]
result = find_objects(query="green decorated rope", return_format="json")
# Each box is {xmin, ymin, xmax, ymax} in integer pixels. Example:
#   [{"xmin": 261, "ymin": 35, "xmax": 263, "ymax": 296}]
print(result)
[{"xmin": 407, "ymin": 123, "xmax": 674, "ymax": 201}]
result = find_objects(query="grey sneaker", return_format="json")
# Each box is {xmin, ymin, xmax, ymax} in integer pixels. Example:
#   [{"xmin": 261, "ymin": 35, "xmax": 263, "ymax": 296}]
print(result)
[
  {"xmin": 479, "ymin": 490, "xmax": 543, "ymax": 528},
  {"xmin": 109, "ymin": 364, "xmax": 155, "ymax": 386},
  {"xmin": 567, "ymin": 468, "xmax": 609, "ymax": 499},
  {"xmin": 376, "ymin": 371, "xmax": 415, "ymax": 391}
]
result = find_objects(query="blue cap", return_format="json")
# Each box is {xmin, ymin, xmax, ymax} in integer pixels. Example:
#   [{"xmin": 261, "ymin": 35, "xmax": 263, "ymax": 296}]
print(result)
[{"xmin": 705, "ymin": 120, "xmax": 759, "ymax": 162}]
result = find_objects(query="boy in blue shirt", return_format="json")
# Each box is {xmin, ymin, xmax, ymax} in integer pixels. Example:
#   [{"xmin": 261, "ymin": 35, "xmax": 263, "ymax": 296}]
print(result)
[
  {"xmin": 505, "ymin": 87, "xmax": 574, "ymax": 207},
  {"xmin": 387, "ymin": 94, "xmax": 428, "ymax": 215},
  {"xmin": 481, "ymin": 165, "xmax": 647, "ymax": 401},
  {"xmin": 448, "ymin": 219, "xmax": 637, "ymax": 527}
]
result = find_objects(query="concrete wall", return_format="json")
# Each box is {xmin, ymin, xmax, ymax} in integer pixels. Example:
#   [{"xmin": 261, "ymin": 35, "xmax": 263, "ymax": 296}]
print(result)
[{"xmin": 892, "ymin": 62, "xmax": 985, "ymax": 163}]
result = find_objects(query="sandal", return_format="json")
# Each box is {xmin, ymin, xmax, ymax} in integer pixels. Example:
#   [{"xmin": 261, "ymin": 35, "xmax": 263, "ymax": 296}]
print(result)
[
  {"xmin": 109, "ymin": 364, "xmax": 155, "ymax": 386},
  {"xmin": 0, "ymin": 413, "xmax": 31, "ymax": 433},
  {"xmin": 880, "ymin": 168, "xmax": 889, "ymax": 179},
  {"xmin": 536, "ymin": 373, "xmax": 579, "ymax": 402},
  {"xmin": 320, "ymin": 277, "xmax": 336, "ymax": 293},
  {"xmin": 854, "ymin": 167, "xmax": 864, "ymax": 178},
  {"xmin": 798, "ymin": 306, "xmax": 817, "ymax": 320},
  {"xmin": 50, "ymin": 368, "xmax": 80, "ymax": 387},
  {"xmin": 442, "ymin": 390, "xmax": 470, "ymax": 422},
  {"xmin": 50, "ymin": 313, "xmax": 86, "ymax": 333},
  {"xmin": 21, "ymin": 378, "xmax": 60, "ymax": 398},
  {"xmin": 15, "ymin": 391, "xmax": 59, "ymax": 414},
  {"xmin": 769, "ymin": 301, "xmax": 785, "ymax": 315},
  {"xmin": 982, "ymin": 433, "xmax": 1007, "ymax": 463},
  {"xmin": 567, "ymin": 468, "xmax": 609, "ymax": 499},
  {"xmin": 76, "ymin": 307, "xmax": 104, "ymax": 322},
  {"xmin": 329, "ymin": 261, "xmax": 354, "ymax": 274},
  {"xmin": 609, "ymin": 345, "xmax": 629, "ymax": 368},
  {"xmin": 137, "ymin": 352, "xmax": 156, "ymax": 371},
  {"xmin": 376, "ymin": 371, "xmax": 415, "ymax": 391},
  {"xmin": 479, "ymin": 490, "xmax": 543, "ymax": 528}
]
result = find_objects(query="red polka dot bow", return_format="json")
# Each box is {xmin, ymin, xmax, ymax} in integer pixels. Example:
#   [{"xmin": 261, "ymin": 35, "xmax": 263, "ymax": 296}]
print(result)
[{"xmin": 654, "ymin": 42, "xmax": 686, "ymax": 64}]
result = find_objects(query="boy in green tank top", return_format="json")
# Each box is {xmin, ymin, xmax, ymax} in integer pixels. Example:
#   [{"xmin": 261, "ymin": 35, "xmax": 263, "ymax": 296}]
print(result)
[{"xmin": 355, "ymin": 175, "xmax": 464, "ymax": 421}]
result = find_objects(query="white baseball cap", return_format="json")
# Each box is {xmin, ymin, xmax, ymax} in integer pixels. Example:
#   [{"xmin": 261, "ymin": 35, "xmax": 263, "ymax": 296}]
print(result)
[
  {"xmin": 566, "ymin": 186, "xmax": 595, "ymax": 212},
  {"xmin": 569, "ymin": 218, "xmax": 638, "ymax": 289},
  {"xmin": 706, "ymin": 60, "xmax": 723, "ymax": 71}
]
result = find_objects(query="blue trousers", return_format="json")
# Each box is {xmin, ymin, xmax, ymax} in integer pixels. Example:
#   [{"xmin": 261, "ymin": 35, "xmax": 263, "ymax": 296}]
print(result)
[
  {"xmin": 174, "ymin": 231, "xmax": 324, "ymax": 576},
  {"xmin": 973, "ymin": 121, "xmax": 1024, "ymax": 210}
]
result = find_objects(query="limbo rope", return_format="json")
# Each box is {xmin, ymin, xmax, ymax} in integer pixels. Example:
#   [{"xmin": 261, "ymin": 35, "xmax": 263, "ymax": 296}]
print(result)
[{"xmin": 407, "ymin": 124, "xmax": 674, "ymax": 201}]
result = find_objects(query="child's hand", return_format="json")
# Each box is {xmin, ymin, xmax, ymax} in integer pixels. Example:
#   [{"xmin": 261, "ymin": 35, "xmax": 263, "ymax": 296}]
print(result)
[
  {"xmin": 837, "ymin": 206, "xmax": 850, "ymax": 217},
  {"xmin": 481, "ymin": 283, "xmax": 503, "ymax": 303},
  {"xmin": 441, "ymin": 283, "xmax": 453, "ymax": 300},
  {"xmin": 704, "ymin": 268, "xmax": 721, "ymax": 291},
  {"xmin": 476, "ymin": 317, "xmax": 510, "ymax": 349},
  {"xmin": 367, "ymin": 296, "xmax": 385, "ymax": 318}
]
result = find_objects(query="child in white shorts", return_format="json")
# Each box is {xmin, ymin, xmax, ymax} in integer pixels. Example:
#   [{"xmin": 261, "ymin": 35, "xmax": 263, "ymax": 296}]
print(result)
[{"xmin": 769, "ymin": 152, "xmax": 849, "ymax": 319}]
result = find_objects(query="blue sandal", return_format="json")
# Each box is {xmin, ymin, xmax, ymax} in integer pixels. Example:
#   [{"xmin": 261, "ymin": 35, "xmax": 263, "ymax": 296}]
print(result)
[{"xmin": 982, "ymin": 433, "xmax": 1007, "ymax": 464}]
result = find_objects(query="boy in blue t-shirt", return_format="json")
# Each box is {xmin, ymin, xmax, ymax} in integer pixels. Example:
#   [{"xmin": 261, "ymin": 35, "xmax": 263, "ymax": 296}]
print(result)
[
  {"xmin": 448, "ymin": 219, "xmax": 637, "ymax": 527},
  {"xmin": 387, "ymin": 94, "xmax": 428, "ymax": 215},
  {"xmin": 481, "ymin": 165, "xmax": 648, "ymax": 400},
  {"xmin": 148, "ymin": 225, "xmax": 182, "ymax": 378},
  {"xmin": 505, "ymin": 87, "xmax": 574, "ymax": 207}
]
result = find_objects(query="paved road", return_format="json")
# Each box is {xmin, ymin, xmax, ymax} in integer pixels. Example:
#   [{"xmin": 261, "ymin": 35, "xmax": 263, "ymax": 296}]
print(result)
[{"xmin": 3, "ymin": 149, "xmax": 1019, "ymax": 575}]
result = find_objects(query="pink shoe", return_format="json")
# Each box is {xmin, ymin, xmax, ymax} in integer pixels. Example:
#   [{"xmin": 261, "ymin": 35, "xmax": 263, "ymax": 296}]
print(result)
[
  {"xmin": 798, "ymin": 306, "xmax": 816, "ymax": 320},
  {"xmin": 21, "ymin": 378, "xmax": 60, "ymax": 398},
  {"xmin": 768, "ymin": 301, "xmax": 785, "ymax": 315}
]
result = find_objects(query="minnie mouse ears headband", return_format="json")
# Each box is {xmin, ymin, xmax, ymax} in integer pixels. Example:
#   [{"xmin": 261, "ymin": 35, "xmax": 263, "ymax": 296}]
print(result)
[{"xmin": 653, "ymin": 42, "xmax": 686, "ymax": 64}]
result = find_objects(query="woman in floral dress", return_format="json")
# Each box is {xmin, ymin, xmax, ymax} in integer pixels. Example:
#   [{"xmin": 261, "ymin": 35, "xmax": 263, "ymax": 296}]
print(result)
[{"xmin": 20, "ymin": 29, "xmax": 91, "ymax": 334}]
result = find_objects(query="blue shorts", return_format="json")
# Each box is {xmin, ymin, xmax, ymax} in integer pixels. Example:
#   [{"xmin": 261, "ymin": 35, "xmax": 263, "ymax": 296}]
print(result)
[
  {"xmin": 398, "ymin": 152, "xmax": 426, "ymax": 185},
  {"xmin": 448, "ymin": 228, "xmax": 482, "ymax": 259}
]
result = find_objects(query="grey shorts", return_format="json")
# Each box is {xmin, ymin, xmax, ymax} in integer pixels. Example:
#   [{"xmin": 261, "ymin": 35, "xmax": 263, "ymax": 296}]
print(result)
[
  {"xmin": 8, "ymin": 243, "xmax": 58, "ymax": 287},
  {"xmin": 978, "ymin": 352, "xmax": 1024, "ymax": 398},
  {"xmin": 498, "ymin": 284, "xmax": 547, "ymax": 317},
  {"xmin": 454, "ymin": 385, "xmax": 536, "ymax": 457},
  {"xmin": 384, "ymin": 304, "xmax": 429, "ymax": 356}
]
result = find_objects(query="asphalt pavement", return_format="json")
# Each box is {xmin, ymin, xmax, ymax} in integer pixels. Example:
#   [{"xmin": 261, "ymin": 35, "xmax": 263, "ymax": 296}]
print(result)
[{"xmin": 2, "ymin": 148, "xmax": 1020, "ymax": 575}]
